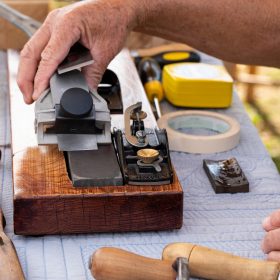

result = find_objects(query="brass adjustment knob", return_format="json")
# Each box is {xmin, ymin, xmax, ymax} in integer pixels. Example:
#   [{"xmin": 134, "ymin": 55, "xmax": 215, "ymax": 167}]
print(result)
[
  {"xmin": 137, "ymin": 149, "xmax": 159, "ymax": 164},
  {"xmin": 130, "ymin": 111, "xmax": 147, "ymax": 120}
]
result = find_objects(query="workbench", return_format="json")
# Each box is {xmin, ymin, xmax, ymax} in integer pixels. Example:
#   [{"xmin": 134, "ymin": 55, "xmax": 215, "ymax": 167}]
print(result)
[{"xmin": 1, "ymin": 49, "xmax": 280, "ymax": 280}]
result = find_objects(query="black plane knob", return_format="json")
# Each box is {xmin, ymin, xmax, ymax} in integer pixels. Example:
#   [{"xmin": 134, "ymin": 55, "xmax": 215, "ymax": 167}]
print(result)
[{"xmin": 60, "ymin": 88, "xmax": 93, "ymax": 118}]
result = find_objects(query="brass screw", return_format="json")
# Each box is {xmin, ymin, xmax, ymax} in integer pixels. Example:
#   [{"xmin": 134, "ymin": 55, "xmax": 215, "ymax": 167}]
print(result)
[
  {"xmin": 130, "ymin": 111, "xmax": 147, "ymax": 121},
  {"xmin": 137, "ymin": 149, "xmax": 159, "ymax": 164}
]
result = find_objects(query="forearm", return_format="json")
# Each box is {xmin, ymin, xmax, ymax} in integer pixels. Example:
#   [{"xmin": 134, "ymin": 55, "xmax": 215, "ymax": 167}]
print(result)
[
  {"xmin": 18, "ymin": 0, "xmax": 280, "ymax": 103},
  {"xmin": 134, "ymin": 0, "xmax": 280, "ymax": 67}
]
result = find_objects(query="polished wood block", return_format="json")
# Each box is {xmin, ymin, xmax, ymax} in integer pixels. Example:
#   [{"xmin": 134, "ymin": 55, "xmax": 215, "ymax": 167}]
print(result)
[
  {"xmin": 8, "ymin": 50, "xmax": 183, "ymax": 235},
  {"xmin": 13, "ymin": 146, "xmax": 183, "ymax": 235}
]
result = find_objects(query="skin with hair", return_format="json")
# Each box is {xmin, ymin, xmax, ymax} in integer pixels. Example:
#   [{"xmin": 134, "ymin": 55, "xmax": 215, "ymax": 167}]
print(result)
[{"xmin": 17, "ymin": 0, "xmax": 280, "ymax": 260}]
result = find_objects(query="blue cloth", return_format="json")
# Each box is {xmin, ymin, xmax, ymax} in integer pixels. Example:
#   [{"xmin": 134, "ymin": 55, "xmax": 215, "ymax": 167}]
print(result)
[{"xmin": 1, "ymin": 51, "xmax": 280, "ymax": 280}]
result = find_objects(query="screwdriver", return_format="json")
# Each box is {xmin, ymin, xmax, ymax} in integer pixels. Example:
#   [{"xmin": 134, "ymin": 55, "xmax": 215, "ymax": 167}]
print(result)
[{"xmin": 138, "ymin": 57, "xmax": 164, "ymax": 119}]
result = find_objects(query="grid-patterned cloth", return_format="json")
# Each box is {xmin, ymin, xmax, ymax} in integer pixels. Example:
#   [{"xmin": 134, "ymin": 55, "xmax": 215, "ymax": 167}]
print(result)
[{"xmin": 1, "ymin": 51, "xmax": 280, "ymax": 280}]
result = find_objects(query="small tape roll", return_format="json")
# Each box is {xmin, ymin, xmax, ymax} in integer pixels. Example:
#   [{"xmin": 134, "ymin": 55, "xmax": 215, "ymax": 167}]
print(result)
[{"xmin": 157, "ymin": 110, "xmax": 240, "ymax": 154}]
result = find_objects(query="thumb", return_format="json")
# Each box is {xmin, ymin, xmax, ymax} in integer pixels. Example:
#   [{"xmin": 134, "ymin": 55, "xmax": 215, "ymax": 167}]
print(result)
[{"xmin": 263, "ymin": 209, "xmax": 280, "ymax": 231}]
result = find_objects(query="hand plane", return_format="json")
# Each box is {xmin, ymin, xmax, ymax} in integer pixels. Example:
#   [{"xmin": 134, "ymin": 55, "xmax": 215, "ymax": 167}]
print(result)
[
  {"xmin": 34, "ymin": 62, "xmax": 124, "ymax": 187},
  {"xmin": 113, "ymin": 102, "xmax": 173, "ymax": 185},
  {"xmin": 35, "ymin": 70, "xmax": 112, "ymax": 152},
  {"xmin": 34, "ymin": 60, "xmax": 173, "ymax": 187}
]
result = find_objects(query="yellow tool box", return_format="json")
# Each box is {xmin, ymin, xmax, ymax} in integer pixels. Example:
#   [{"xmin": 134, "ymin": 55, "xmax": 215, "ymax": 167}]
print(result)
[{"xmin": 162, "ymin": 63, "xmax": 233, "ymax": 108}]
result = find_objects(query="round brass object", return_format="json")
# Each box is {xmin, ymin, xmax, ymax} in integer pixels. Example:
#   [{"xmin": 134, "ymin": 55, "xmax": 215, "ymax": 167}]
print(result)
[
  {"xmin": 137, "ymin": 149, "xmax": 159, "ymax": 164},
  {"xmin": 130, "ymin": 111, "xmax": 147, "ymax": 120}
]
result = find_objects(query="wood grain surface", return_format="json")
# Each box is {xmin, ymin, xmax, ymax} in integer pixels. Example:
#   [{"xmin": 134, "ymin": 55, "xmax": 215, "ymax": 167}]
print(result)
[
  {"xmin": 91, "ymin": 247, "xmax": 176, "ymax": 280},
  {"xmin": 8, "ymin": 50, "xmax": 183, "ymax": 235},
  {"xmin": 14, "ymin": 146, "xmax": 182, "ymax": 197}
]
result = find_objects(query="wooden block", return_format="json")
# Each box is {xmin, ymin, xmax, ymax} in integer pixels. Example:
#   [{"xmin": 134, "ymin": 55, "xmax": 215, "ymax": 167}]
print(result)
[
  {"xmin": 13, "ymin": 146, "xmax": 183, "ymax": 235},
  {"xmin": 8, "ymin": 50, "xmax": 183, "ymax": 235}
]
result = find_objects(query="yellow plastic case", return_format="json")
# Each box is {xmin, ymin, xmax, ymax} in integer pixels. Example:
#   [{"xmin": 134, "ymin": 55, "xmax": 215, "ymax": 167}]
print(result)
[{"xmin": 162, "ymin": 63, "xmax": 233, "ymax": 108}]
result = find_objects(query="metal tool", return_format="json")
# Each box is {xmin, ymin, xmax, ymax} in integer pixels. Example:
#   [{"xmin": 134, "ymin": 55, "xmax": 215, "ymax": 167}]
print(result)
[
  {"xmin": 203, "ymin": 157, "xmax": 249, "ymax": 194},
  {"xmin": 35, "ymin": 69, "xmax": 112, "ymax": 152},
  {"xmin": 35, "ymin": 67, "xmax": 123, "ymax": 187},
  {"xmin": 0, "ymin": 2, "xmax": 40, "ymax": 37},
  {"xmin": 137, "ymin": 148, "xmax": 159, "ymax": 164},
  {"xmin": 124, "ymin": 102, "xmax": 149, "ymax": 148},
  {"xmin": 112, "ymin": 102, "xmax": 173, "ymax": 185},
  {"xmin": 172, "ymin": 257, "xmax": 190, "ymax": 280},
  {"xmin": 138, "ymin": 58, "xmax": 163, "ymax": 119}
]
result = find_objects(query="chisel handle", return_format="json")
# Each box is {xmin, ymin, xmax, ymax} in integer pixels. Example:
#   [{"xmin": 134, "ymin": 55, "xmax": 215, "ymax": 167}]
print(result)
[
  {"xmin": 90, "ymin": 247, "xmax": 176, "ymax": 280},
  {"xmin": 162, "ymin": 243, "xmax": 280, "ymax": 280},
  {"xmin": 0, "ymin": 210, "xmax": 25, "ymax": 280}
]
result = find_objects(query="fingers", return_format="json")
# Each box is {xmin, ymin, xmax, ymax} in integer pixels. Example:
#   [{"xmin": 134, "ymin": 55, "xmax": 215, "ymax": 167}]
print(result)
[
  {"xmin": 32, "ymin": 25, "xmax": 80, "ymax": 100},
  {"xmin": 262, "ymin": 209, "xmax": 280, "ymax": 231},
  {"xmin": 17, "ymin": 8, "xmax": 81, "ymax": 103},
  {"xmin": 262, "ymin": 228, "xmax": 280, "ymax": 254},
  {"xmin": 82, "ymin": 45, "xmax": 112, "ymax": 90},
  {"xmin": 262, "ymin": 211, "xmax": 280, "ymax": 256},
  {"xmin": 267, "ymin": 251, "xmax": 280, "ymax": 262},
  {"xmin": 17, "ymin": 24, "xmax": 51, "ymax": 104},
  {"xmin": 82, "ymin": 61, "xmax": 108, "ymax": 91},
  {"xmin": 17, "ymin": 0, "xmax": 129, "ymax": 104}
]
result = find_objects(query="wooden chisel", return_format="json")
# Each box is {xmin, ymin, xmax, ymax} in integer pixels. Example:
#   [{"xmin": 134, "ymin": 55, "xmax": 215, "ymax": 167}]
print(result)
[
  {"xmin": 90, "ymin": 243, "xmax": 280, "ymax": 280},
  {"xmin": 0, "ymin": 209, "xmax": 25, "ymax": 279}
]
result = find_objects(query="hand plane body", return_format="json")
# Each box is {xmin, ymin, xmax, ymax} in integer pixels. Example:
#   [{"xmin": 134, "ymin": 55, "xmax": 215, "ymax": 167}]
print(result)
[
  {"xmin": 35, "ymin": 70, "xmax": 111, "ymax": 151},
  {"xmin": 34, "ymin": 69, "xmax": 123, "ymax": 187},
  {"xmin": 113, "ymin": 102, "xmax": 173, "ymax": 185},
  {"xmin": 34, "ymin": 73, "xmax": 174, "ymax": 187}
]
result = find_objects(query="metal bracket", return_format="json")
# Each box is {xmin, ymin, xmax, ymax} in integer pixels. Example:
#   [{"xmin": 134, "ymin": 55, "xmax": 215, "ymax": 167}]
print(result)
[
  {"xmin": 137, "ymin": 156, "xmax": 163, "ymax": 172},
  {"xmin": 172, "ymin": 257, "xmax": 190, "ymax": 280},
  {"xmin": 124, "ymin": 102, "xmax": 148, "ymax": 147}
]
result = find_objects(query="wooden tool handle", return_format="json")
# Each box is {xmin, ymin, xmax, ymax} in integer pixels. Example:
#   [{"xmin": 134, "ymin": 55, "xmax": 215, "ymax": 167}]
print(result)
[
  {"xmin": 162, "ymin": 243, "xmax": 280, "ymax": 280},
  {"xmin": 0, "ymin": 210, "xmax": 25, "ymax": 280},
  {"xmin": 90, "ymin": 247, "xmax": 176, "ymax": 280}
]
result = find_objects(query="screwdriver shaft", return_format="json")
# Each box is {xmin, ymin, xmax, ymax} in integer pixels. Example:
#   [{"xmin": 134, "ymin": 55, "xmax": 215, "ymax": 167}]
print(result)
[{"xmin": 153, "ymin": 97, "xmax": 162, "ymax": 119}]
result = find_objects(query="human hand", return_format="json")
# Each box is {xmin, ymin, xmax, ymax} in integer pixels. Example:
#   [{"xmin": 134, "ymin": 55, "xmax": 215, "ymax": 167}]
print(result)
[
  {"xmin": 262, "ymin": 209, "xmax": 280, "ymax": 261},
  {"xmin": 17, "ymin": 0, "xmax": 139, "ymax": 104}
]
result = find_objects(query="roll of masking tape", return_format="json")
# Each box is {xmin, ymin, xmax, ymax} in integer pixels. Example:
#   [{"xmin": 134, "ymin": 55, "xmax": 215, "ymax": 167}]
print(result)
[{"xmin": 157, "ymin": 110, "xmax": 240, "ymax": 154}]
